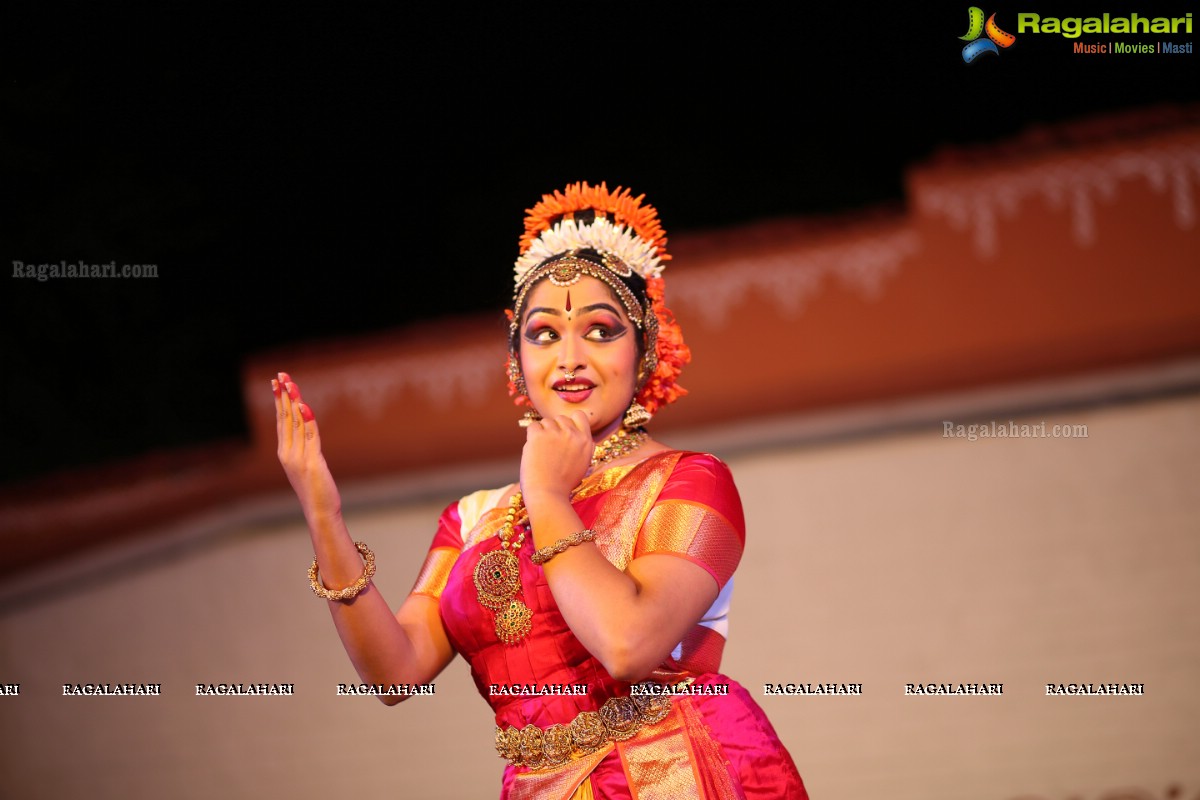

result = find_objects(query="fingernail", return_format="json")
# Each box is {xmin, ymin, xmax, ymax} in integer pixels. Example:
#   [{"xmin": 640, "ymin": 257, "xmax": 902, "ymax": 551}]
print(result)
[
  {"xmin": 285, "ymin": 382, "xmax": 300, "ymax": 400},
  {"xmin": 299, "ymin": 403, "xmax": 315, "ymax": 422},
  {"xmin": 271, "ymin": 379, "xmax": 280, "ymax": 394},
  {"xmin": 279, "ymin": 372, "xmax": 292, "ymax": 383}
]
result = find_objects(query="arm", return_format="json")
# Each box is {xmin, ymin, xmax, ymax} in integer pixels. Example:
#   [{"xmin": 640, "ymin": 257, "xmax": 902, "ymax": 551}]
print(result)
[
  {"xmin": 273, "ymin": 374, "xmax": 455, "ymax": 704},
  {"xmin": 521, "ymin": 415, "xmax": 732, "ymax": 682}
]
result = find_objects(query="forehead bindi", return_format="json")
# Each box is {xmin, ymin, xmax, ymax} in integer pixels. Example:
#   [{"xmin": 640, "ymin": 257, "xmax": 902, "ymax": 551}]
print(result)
[{"xmin": 524, "ymin": 276, "xmax": 628, "ymax": 320}]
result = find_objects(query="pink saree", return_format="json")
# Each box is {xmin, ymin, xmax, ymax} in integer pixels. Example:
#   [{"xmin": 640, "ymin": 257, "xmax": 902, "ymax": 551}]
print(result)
[{"xmin": 411, "ymin": 450, "xmax": 808, "ymax": 799}]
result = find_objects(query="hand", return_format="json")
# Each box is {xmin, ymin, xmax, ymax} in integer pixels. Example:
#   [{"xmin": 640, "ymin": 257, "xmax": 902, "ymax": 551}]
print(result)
[
  {"xmin": 273, "ymin": 372, "xmax": 343, "ymax": 524},
  {"xmin": 519, "ymin": 411, "xmax": 594, "ymax": 502}
]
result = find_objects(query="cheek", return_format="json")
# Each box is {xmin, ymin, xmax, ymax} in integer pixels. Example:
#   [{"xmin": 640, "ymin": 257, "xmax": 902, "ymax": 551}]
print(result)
[
  {"xmin": 617, "ymin": 343, "xmax": 641, "ymax": 383},
  {"xmin": 517, "ymin": 342, "xmax": 546, "ymax": 373}
]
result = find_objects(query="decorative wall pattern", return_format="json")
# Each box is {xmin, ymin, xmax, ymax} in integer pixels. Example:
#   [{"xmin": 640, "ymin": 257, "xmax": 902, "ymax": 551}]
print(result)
[{"xmin": 917, "ymin": 139, "xmax": 1200, "ymax": 256}]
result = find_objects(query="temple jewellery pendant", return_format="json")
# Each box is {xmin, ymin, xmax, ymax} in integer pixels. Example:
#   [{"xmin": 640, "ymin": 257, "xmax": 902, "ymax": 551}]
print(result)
[
  {"xmin": 473, "ymin": 428, "xmax": 650, "ymax": 644},
  {"xmin": 473, "ymin": 490, "xmax": 533, "ymax": 645},
  {"xmin": 473, "ymin": 547, "xmax": 532, "ymax": 644}
]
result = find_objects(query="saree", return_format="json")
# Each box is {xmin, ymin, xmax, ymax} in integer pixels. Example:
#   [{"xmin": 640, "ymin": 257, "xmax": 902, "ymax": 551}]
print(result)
[{"xmin": 411, "ymin": 450, "xmax": 808, "ymax": 799}]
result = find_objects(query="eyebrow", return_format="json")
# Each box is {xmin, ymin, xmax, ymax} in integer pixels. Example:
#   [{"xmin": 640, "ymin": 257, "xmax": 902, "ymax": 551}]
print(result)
[{"xmin": 525, "ymin": 302, "xmax": 624, "ymax": 320}]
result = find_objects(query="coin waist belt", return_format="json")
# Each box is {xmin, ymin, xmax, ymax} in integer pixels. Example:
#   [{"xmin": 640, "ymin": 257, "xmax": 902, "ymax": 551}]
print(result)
[{"xmin": 494, "ymin": 681, "xmax": 676, "ymax": 770}]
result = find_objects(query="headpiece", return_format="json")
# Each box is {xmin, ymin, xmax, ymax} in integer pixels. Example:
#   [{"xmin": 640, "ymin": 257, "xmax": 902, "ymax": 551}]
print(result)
[{"xmin": 505, "ymin": 182, "xmax": 690, "ymax": 415}]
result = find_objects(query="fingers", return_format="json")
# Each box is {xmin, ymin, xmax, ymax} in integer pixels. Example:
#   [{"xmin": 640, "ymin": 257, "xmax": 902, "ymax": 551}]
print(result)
[
  {"xmin": 279, "ymin": 374, "xmax": 297, "ymax": 452},
  {"xmin": 297, "ymin": 400, "xmax": 320, "ymax": 452},
  {"xmin": 568, "ymin": 410, "xmax": 591, "ymax": 435},
  {"xmin": 285, "ymin": 381, "xmax": 304, "ymax": 457},
  {"xmin": 274, "ymin": 372, "xmax": 294, "ymax": 453},
  {"xmin": 272, "ymin": 377, "xmax": 284, "ymax": 447},
  {"xmin": 529, "ymin": 412, "xmax": 592, "ymax": 439},
  {"xmin": 273, "ymin": 372, "xmax": 322, "ymax": 462}
]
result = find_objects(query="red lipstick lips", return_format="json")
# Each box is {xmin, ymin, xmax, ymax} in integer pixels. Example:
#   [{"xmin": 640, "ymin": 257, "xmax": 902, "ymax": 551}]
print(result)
[{"xmin": 553, "ymin": 377, "xmax": 595, "ymax": 403}]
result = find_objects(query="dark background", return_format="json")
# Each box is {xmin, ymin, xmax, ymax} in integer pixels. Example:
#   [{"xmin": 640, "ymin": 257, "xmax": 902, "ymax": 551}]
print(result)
[{"xmin": 3, "ymin": 5, "xmax": 1196, "ymax": 484}]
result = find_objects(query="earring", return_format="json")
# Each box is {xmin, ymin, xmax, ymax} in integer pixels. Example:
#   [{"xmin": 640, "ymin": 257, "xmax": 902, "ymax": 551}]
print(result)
[
  {"xmin": 506, "ymin": 355, "xmax": 527, "ymax": 397},
  {"xmin": 518, "ymin": 409, "xmax": 542, "ymax": 429},
  {"xmin": 623, "ymin": 401, "xmax": 651, "ymax": 429}
]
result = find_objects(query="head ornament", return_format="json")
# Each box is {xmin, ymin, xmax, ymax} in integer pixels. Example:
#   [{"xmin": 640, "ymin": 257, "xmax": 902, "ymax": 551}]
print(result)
[{"xmin": 506, "ymin": 182, "xmax": 690, "ymax": 415}]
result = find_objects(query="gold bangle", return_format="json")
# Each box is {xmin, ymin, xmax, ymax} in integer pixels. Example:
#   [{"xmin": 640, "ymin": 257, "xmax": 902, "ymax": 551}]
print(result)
[
  {"xmin": 530, "ymin": 529, "xmax": 596, "ymax": 565},
  {"xmin": 309, "ymin": 542, "xmax": 376, "ymax": 601}
]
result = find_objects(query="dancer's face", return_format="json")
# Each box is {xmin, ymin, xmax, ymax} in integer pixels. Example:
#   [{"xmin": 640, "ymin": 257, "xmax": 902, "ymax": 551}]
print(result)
[{"xmin": 517, "ymin": 275, "xmax": 639, "ymax": 439}]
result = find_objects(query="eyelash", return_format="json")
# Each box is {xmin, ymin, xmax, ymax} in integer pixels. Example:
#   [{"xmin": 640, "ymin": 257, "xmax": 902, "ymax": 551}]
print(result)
[{"xmin": 524, "ymin": 324, "xmax": 624, "ymax": 344}]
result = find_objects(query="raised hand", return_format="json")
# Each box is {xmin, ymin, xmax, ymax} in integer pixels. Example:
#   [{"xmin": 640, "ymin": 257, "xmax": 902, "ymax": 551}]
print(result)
[
  {"xmin": 519, "ymin": 410, "xmax": 594, "ymax": 503},
  {"xmin": 272, "ymin": 372, "xmax": 342, "ymax": 525}
]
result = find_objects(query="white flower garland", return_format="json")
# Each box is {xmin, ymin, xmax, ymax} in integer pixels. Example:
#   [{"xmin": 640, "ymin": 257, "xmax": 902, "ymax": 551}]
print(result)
[{"xmin": 514, "ymin": 217, "xmax": 664, "ymax": 285}]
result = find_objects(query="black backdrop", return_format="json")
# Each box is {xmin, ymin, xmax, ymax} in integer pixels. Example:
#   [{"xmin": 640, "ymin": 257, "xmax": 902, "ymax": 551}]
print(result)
[{"xmin": 3, "ymin": 4, "xmax": 1196, "ymax": 483}]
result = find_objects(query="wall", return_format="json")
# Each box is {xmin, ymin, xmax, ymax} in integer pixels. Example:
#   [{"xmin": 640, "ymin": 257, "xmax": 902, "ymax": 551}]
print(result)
[{"xmin": 2, "ymin": 385, "xmax": 1196, "ymax": 800}]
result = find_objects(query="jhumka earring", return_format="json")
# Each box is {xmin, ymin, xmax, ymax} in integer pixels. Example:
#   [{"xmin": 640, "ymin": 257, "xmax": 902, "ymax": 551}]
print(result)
[{"xmin": 623, "ymin": 401, "xmax": 651, "ymax": 429}]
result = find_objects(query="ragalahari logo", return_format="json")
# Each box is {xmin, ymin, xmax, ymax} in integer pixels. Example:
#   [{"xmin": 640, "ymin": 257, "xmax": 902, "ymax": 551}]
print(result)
[{"xmin": 960, "ymin": 7, "xmax": 1016, "ymax": 62}]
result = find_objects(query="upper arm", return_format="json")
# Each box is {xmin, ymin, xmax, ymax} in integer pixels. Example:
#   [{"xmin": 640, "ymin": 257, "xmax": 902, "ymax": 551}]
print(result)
[
  {"xmin": 619, "ymin": 454, "xmax": 746, "ymax": 677},
  {"xmin": 622, "ymin": 553, "xmax": 720, "ymax": 671},
  {"xmin": 633, "ymin": 454, "xmax": 745, "ymax": 591},
  {"xmin": 384, "ymin": 502, "xmax": 464, "ymax": 699},
  {"xmin": 390, "ymin": 593, "xmax": 455, "ymax": 692}
]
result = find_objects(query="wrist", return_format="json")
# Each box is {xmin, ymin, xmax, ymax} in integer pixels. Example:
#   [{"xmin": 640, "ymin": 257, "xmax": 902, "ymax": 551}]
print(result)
[
  {"xmin": 521, "ymin": 487, "xmax": 572, "ymax": 515},
  {"xmin": 304, "ymin": 504, "xmax": 346, "ymax": 536}
]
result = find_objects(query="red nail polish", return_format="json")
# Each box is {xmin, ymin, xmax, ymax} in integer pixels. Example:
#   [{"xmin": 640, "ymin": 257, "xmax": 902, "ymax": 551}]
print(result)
[
  {"xmin": 286, "ymin": 382, "xmax": 300, "ymax": 400},
  {"xmin": 279, "ymin": 372, "xmax": 292, "ymax": 384},
  {"xmin": 300, "ymin": 403, "xmax": 315, "ymax": 422}
]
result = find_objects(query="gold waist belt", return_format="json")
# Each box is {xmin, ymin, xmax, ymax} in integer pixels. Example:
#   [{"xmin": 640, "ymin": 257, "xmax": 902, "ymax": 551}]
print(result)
[{"xmin": 494, "ymin": 682, "xmax": 676, "ymax": 770}]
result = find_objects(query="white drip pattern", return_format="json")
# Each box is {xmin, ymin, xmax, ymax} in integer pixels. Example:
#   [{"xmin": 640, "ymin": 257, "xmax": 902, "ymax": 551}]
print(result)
[
  {"xmin": 247, "ymin": 347, "xmax": 502, "ymax": 422},
  {"xmin": 244, "ymin": 138, "xmax": 1200, "ymax": 421},
  {"xmin": 917, "ymin": 140, "xmax": 1200, "ymax": 257},
  {"xmin": 669, "ymin": 230, "xmax": 921, "ymax": 327}
]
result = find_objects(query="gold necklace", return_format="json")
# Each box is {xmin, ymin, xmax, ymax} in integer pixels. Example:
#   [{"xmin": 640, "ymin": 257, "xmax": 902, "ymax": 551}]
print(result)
[{"xmin": 473, "ymin": 428, "xmax": 649, "ymax": 645}]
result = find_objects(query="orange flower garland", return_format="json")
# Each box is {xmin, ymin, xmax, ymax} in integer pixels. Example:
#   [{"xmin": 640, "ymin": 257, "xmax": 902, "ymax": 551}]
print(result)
[
  {"xmin": 519, "ymin": 182, "xmax": 670, "ymax": 266},
  {"xmin": 508, "ymin": 182, "xmax": 689, "ymax": 415},
  {"xmin": 638, "ymin": 277, "xmax": 690, "ymax": 414}
]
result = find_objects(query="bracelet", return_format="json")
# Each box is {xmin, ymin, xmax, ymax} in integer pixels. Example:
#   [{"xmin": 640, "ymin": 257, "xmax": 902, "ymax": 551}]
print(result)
[
  {"xmin": 308, "ymin": 542, "xmax": 376, "ymax": 601},
  {"xmin": 530, "ymin": 529, "xmax": 596, "ymax": 565}
]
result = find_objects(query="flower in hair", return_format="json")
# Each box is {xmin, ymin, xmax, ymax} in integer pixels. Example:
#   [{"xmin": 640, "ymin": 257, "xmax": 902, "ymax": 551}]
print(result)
[
  {"xmin": 519, "ymin": 182, "xmax": 670, "ymax": 265},
  {"xmin": 515, "ymin": 218, "xmax": 664, "ymax": 285}
]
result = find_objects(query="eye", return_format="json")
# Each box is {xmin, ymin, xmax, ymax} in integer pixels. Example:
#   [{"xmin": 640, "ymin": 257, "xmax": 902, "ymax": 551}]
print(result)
[
  {"xmin": 585, "ymin": 323, "xmax": 626, "ymax": 342},
  {"xmin": 524, "ymin": 326, "xmax": 559, "ymax": 344}
]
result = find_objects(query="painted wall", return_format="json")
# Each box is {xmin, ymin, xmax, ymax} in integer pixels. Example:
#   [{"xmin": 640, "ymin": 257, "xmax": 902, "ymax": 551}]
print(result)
[{"xmin": 2, "ymin": 389, "xmax": 1196, "ymax": 800}]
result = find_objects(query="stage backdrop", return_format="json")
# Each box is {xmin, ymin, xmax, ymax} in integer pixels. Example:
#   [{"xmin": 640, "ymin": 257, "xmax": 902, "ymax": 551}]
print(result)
[{"xmin": 1, "ymin": 108, "xmax": 1198, "ymax": 799}]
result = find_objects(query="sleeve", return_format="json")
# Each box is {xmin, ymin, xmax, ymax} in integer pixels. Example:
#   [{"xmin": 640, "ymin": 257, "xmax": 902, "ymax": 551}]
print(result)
[
  {"xmin": 632, "ymin": 453, "xmax": 746, "ymax": 590},
  {"xmin": 408, "ymin": 501, "xmax": 464, "ymax": 600}
]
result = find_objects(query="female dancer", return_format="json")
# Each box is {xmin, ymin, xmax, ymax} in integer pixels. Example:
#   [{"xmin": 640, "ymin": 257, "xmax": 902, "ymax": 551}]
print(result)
[{"xmin": 273, "ymin": 182, "xmax": 808, "ymax": 798}]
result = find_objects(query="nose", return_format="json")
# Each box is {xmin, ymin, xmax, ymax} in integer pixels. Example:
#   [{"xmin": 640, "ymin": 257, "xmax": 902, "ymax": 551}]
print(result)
[{"xmin": 559, "ymin": 333, "xmax": 584, "ymax": 376}]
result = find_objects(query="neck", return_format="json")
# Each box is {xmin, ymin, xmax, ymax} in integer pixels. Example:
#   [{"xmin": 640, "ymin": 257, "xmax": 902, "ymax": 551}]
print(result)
[{"xmin": 591, "ymin": 418, "xmax": 624, "ymax": 445}]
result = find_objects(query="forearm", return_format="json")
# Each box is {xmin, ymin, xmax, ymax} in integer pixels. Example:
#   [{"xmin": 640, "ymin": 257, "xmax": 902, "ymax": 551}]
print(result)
[
  {"xmin": 524, "ymin": 491, "xmax": 664, "ymax": 679},
  {"xmin": 307, "ymin": 510, "xmax": 431, "ymax": 691},
  {"xmin": 275, "ymin": 374, "xmax": 451, "ymax": 700}
]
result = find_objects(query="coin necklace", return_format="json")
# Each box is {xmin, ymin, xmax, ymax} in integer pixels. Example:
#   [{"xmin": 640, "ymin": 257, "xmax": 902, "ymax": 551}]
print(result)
[{"xmin": 473, "ymin": 427, "xmax": 649, "ymax": 645}]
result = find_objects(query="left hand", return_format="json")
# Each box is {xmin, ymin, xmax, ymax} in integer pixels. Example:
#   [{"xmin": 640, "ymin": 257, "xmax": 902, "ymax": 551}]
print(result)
[{"xmin": 519, "ymin": 411, "xmax": 593, "ymax": 501}]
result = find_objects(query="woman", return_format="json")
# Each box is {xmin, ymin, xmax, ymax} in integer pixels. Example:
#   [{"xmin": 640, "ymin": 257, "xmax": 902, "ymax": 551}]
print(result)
[{"xmin": 273, "ymin": 182, "xmax": 809, "ymax": 799}]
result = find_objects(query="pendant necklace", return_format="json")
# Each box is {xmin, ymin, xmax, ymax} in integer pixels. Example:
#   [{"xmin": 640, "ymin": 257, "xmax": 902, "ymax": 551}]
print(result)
[{"xmin": 473, "ymin": 428, "xmax": 648, "ymax": 645}]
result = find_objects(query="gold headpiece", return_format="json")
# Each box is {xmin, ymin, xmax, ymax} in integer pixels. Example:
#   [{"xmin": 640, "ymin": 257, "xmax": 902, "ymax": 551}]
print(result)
[{"xmin": 506, "ymin": 182, "xmax": 689, "ymax": 415}]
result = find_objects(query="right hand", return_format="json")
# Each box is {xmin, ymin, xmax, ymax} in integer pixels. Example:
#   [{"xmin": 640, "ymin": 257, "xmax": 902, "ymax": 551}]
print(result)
[
  {"xmin": 273, "ymin": 372, "xmax": 343, "ymax": 524},
  {"xmin": 519, "ymin": 410, "xmax": 594, "ymax": 503}
]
